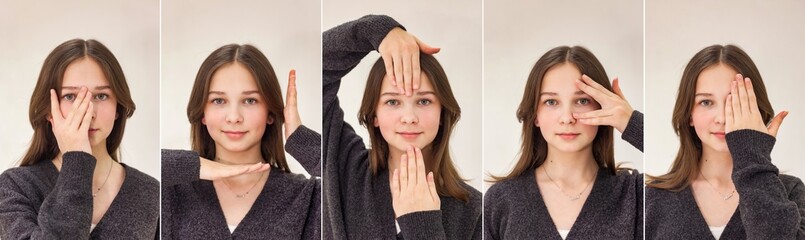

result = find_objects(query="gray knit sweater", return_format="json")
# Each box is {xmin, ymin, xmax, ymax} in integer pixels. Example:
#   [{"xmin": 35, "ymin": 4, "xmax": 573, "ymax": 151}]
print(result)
[
  {"xmin": 160, "ymin": 125, "xmax": 322, "ymax": 239},
  {"xmin": 646, "ymin": 129, "xmax": 805, "ymax": 239},
  {"xmin": 0, "ymin": 152, "xmax": 160, "ymax": 239},
  {"xmin": 484, "ymin": 111, "xmax": 644, "ymax": 240},
  {"xmin": 323, "ymin": 15, "xmax": 482, "ymax": 240}
]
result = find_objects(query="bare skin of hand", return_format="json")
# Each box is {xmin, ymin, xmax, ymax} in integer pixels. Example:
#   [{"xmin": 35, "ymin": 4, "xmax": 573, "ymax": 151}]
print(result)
[
  {"xmin": 284, "ymin": 69, "xmax": 301, "ymax": 140},
  {"xmin": 48, "ymin": 87, "xmax": 93, "ymax": 154},
  {"xmin": 573, "ymin": 75, "xmax": 635, "ymax": 133},
  {"xmin": 725, "ymin": 74, "xmax": 787, "ymax": 136},
  {"xmin": 389, "ymin": 146, "xmax": 440, "ymax": 218},
  {"xmin": 199, "ymin": 158, "xmax": 270, "ymax": 181},
  {"xmin": 378, "ymin": 27, "xmax": 440, "ymax": 96}
]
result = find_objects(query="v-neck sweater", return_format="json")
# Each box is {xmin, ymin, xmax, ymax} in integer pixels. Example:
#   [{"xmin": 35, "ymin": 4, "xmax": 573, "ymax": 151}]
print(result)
[
  {"xmin": 160, "ymin": 125, "xmax": 322, "ymax": 239},
  {"xmin": 484, "ymin": 111, "xmax": 644, "ymax": 240},
  {"xmin": 0, "ymin": 152, "xmax": 159, "ymax": 239},
  {"xmin": 323, "ymin": 15, "xmax": 483, "ymax": 239},
  {"xmin": 646, "ymin": 129, "xmax": 805, "ymax": 239}
]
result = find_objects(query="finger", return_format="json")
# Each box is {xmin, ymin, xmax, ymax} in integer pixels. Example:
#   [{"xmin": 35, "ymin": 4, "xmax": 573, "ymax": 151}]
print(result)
[
  {"xmin": 65, "ymin": 87, "xmax": 88, "ymax": 125},
  {"xmin": 412, "ymin": 52, "xmax": 421, "ymax": 90},
  {"xmin": 286, "ymin": 69, "xmax": 297, "ymax": 108},
  {"xmin": 427, "ymin": 172, "xmax": 439, "ymax": 201},
  {"xmin": 731, "ymin": 80, "xmax": 742, "ymax": 117},
  {"xmin": 79, "ymin": 101, "xmax": 93, "ymax": 133},
  {"xmin": 49, "ymin": 89, "xmax": 63, "ymax": 122},
  {"xmin": 575, "ymin": 78, "xmax": 610, "ymax": 104},
  {"xmin": 581, "ymin": 75, "xmax": 616, "ymax": 98},
  {"xmin": 415, "ymin": 37, "xmax": 440, "ymax": 54},
  {"xmin": 745, "ymin": 78, "xmax": 758, "ymax": 115},
  {"xmin": 415, "ymin": 147, "xmax": 426, "ymax": 186},
  {"xmin": 406, "ymin": 146, "xmax": 417, "ymax": 187},
  {"xmin": 725, "ymin": 94, "xmax": 734, "ymax": 130},
  {"xmin": 612, "ymin": 77, "xmax": 626, "ymax": 99},
  {"xmin": 399, "ymin": 154, "xmax": 408, "ymax": 190},
  {"xmin": 767, "ymin": 111, "xmax": 788, "ymax": 137},
  {"xmin": 393, "ymin": 54, "xmax": 404, "ymax": 94},
  {"xmin": 70, "ymin": 90, "xmax": 92, "ymax": 128},
  {"xmin": 737, "ymin": 76, "xmax": 750, "ymax": 115},
  {"xmin": 573, "ymin": 109, "xmax": 613, "ymax": 119},
  {"xmin": 403, "ymin": 52, "xmax": 413, "ymax": 96},
  {"xmin": 576, "ymin": 117, "xmax": 609, "ymax": 126},
  {"xmin": 390, "ymin": 168, "xmax": 400, "ymax": 199},
  {"xmin": 381, "ymin": 55, "xmax": 396, "ymax": 87}
]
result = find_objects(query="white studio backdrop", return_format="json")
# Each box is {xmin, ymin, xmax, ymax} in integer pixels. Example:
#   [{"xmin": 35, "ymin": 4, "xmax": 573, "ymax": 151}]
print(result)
[
  {"xmin": 483, "ymin": 0, "xmax": 644, "ymax": 192},
  {"xmin": 323, "ymin": 0, "xmax": 483, "ymax": 190},
  {"xmin": 160, "ymin": 0, "xmax": 322, "ymax": 176},
  {"xmin": 0, "ymin": 0, "xmax": 160, "ymax": 179},
  {"xmin": 646, "ymin": 0, "xmax": 805, "ymax": 178}
]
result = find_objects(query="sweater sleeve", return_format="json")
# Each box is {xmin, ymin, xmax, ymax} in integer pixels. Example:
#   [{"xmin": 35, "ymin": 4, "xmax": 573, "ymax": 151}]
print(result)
[
  {"xmin": 285, "ymin": 125, "xmax": 322, "ymax": 177},
  {"xmin": 0, "ymin": 152, "xmax": 95, "ymax": 239},
  {"xmin": 397, "ymin": 210, "xmax": 447, "ymax": 240},
  {"xmin": 322, "ymin": 14, "xmax": 403, "ymax": 175},
  {"xmin": 635, "ymin": 171, "xmax": 644, "ymax": 239},
  {"xmin": 160, "ymin": 149, "xmax": 201, "ymax": 187},
  {"xmin": 621, "ymin": 110, "xmax": 643, "ymax": 152},
  {"xmin": 726, "ymin": 129, "xmax": 805, "ymax": 239}
]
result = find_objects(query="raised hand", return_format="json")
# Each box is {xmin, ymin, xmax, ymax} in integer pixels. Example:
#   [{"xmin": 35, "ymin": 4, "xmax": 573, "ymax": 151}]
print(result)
[
  {"xmin": 389, "ymin": 145, "xmax": 440, "ymax": 218},
  {"xmin": 725, "ymin": 74, "xmax": 788, "ymax": 137},
  {"xmin": 378, "ymin": 27, "xmax": 440, "ymax": 97},
  {"xmin": 199, "ymin": 158, "xmax": 270, "ymax": 181},
  {"xmin": 48, "ymin": 87, "xmax": 93, "ymax": 154},
  {"xmin": 284, "ymin": 69, "xmax": 301, "ymax": 140},
  {"xmin": 573, "ymin": 75, "xmax": 635, "ymax": 133}
]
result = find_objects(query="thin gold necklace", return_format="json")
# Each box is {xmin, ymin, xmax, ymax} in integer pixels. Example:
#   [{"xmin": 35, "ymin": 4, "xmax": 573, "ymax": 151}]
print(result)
[
  {"xmin": 543, "ymin": 166, "xmax": 593, "ymax": 201},
  {"xmin": 222, "ymin": 172, "xmax": 265, "ymax": 198},
  {"xmin": 93, "ymin": 160, "xmax": 113, "ymax": 198},
  {"xmin": 699, "ymin": 172, "xmax": 736, "ymax": 200}
]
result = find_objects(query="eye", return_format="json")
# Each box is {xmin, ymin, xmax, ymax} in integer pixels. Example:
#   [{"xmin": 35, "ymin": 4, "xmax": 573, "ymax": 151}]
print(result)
[
  {"xmin": 576, "ymin": 98, "xmax": 591, "ymax": 105},
  {"xmin": 211, "ymin": 98, "xmax": 225, "ymax": 105},
  {"xmin": 543, "ymin": 99, "xmax": 557, "ymax": 106},
  {"xmin": 385, "ymin": 99, "xmax": 399, "ymax": 106},
  {"xmin": 62, "ymin": 94, "xmax": 76, "ymax": 102},
  {"xmin": 243, "ymin": 98, "xmax": 258, "ymax": 105},
  {"xmin": 93, "ymin": 93, "xmax": 109, "ymax": 101},
  {"xmin": 698, "ymin": 99, "xmax": 712, "ymax": 107},
  {"xmin": 417, "ymin": 99, "xmax": 432, "ymax": 105}
]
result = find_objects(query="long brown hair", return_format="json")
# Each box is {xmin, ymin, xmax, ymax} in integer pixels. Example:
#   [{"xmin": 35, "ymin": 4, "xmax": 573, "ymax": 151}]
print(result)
[
  {"xmin": 21, "ymin": 39, "xmax": 136, "ymax": 166},
  {"xmin": 647, "ymin": 44, "xmax": 773, "ymax": 191},
  {"xmin": 186, "ymin": 44, "xmax": 288, "ymax": 172},
  {"xmin": 490, "ymin": 46, "xmax": 617, "ymax": 182},
  {"xmin": 357, "ymin": 53, "xmax": 469, "ymax": 202}
]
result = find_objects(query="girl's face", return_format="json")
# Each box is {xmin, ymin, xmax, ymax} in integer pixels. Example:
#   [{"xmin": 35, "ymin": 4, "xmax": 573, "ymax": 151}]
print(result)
[
  {"xmin": 374, "ymin": 73, "xmax": 441, "ymax": 155},
  {"xmin": 59, "ymin": 57, "xmax": 118, "ymax": 148},
  {"xmin": 536, "ymin": 63, "xmax": 600, "ymax": 153},
  {"xmin": 691, "ymin": 63, "xmax": 735, "ymax": 153},
  {"xmin": 202, "ymin": 62, "xmax": 271, "ymax": 154}
]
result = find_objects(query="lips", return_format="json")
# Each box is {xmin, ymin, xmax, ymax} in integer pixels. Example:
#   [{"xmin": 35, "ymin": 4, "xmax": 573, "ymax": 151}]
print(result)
[
  {"xmin": 222, "ymin": 130, "xmax": 248, "ymax": 140},
  {"xmin": 556, "ymin": 132, "xmax": 580, "ymax": 140},
  {"xmin": 88, "ymin": 128, "xmax": 99, "ymax": 135},
  {"xmin": 712, "ymin": 131, "xmax": 726, "ymax": 139},
  {"xmin": 397, "ymin": 131, "xmax": 423, "ymax": 140}
]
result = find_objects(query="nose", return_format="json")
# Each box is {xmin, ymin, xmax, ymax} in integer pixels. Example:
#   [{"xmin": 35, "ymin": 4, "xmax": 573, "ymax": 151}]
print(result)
[
  {"xmin": 714, "ymin": 101, "xmax": 725, "ymax": 125},
  {"xmin": 399, "ymin": 104, "xmax": 419, "ymax": 124},
  {"xmin": 225, "ymin": 104, "xmax": 243, "ymax": 124},
  {"xmin": 559, "ymin": 106, "xmax": 577, "ymax": 125}
]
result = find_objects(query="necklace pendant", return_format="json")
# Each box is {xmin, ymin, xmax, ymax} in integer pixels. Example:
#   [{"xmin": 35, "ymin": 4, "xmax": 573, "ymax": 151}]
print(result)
[
  {"xmin": 724, "ymin": 193, "xmax": 734, "ymax": 200},
  {"xmin": 92, "ymin": 193, "xmax": 97, "ymax": 198},
  {"xmin": 235, "ymin": 194, "xmax": 245, "ymax": 198},
  {"xmin": 569, "ymin": 195, "xmax": 580, "ymax": 201}
]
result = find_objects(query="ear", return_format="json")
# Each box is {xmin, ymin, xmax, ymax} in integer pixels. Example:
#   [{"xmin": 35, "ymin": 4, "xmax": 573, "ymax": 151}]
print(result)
[
  {"xmin": 267, "ymin": 115, "xmax": 274, "ymax": 125},
  {"xmin": 689, "ymin": 117, "xmax": 693, "ymax": 127},
  {"xmin": 201, "ymin": 117, "xmax": 206, "ymax": 125},
  {"xmin": 373, "ymin": 117, "xmax": 379, "ymax": 127},
  {"xmin": 534, "ymin": 117, "xmax": 540, "ymax": 127}
]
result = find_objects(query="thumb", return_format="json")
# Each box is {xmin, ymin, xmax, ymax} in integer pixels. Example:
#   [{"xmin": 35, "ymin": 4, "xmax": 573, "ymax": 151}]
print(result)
[
  {"xmin": 415, "ymin": 37, "xmax": 440, "ymax": 54},
  {"xmin": 612, "ymin": 77, "xmax": 626, "ymax": 99},
  {"xmin": 767, "ymin": 111, "xmax": 788, "ymax": 137}
]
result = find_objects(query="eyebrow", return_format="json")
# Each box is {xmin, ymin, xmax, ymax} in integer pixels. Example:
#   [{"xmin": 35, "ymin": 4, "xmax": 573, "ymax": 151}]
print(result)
[
  {"xmin": 694, "ymin": 93, "xmax": 713, "ymax": 97},
  {"xmin": 61, "ymin": 86, "xmax": 111, "ymax": 91},
  {"xmin": 380, "ymin": 91, "xmax": 437, "ymax": 97},
  {"xmin": 208, "ymin": 90, "xmax": 260, "ymax": 95},
  {"xmin": 539, "ymin": 91, "xmax": 586, "ymax": 97}
]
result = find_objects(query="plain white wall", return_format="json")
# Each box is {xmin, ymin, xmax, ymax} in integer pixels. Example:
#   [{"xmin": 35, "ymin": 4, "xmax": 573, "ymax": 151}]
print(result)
[
  {"xmin": 323, "ymin": 0, "xmax": 483, "ymax": 190},
  {"xmin": 160, "ymin": 0, "xmax": 321, "ymax": 176},
  {"xmin": 483, "ymin": 0, "xmax": 644, "ymax": 192},
  {"xmin": 646, "ymin": 0, "xmax": 805, "ymax": 178},
  {"xmin": 0, "ymin": 0, "xmax": 159, "ymax": 178}
]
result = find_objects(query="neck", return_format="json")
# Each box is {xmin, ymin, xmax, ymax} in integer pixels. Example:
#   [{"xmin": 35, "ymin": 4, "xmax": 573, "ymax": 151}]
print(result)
[
  {"xmin": 699, "ymin": 147, "xmax": 733, "ymax": 184},
  {"xmin": 541, "ymin": 145, "xmax": 599, "ymax": 183},
  {"xmin": 214, "ymin": 145, "xmax": 266, "ymax": 185},
  {"xmin": 386, "ymin": 145, "xmax": 434, "ymax": 177}
]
